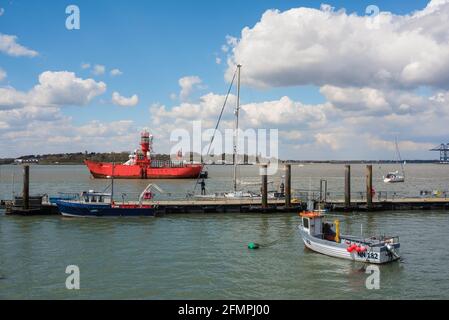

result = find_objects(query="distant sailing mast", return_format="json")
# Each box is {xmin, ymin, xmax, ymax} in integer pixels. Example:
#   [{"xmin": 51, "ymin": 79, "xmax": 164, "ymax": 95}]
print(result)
[
  {"xmin": 233, "ymin": 64, "xmax": 242, "ymax": 192},
  {"xmin": 383, "ymin": 137, "xmax": 405, "ymax": 183}
]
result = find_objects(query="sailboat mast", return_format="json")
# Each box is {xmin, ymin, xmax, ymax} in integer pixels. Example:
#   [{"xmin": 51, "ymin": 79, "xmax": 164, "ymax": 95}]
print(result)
[
  {"xmin": 233, "ymin": 64, "xmax": 242, "ymax": 192},
  {"xmin": 395, "ymin": 137, "xmax": 405, "ymax": 176}
]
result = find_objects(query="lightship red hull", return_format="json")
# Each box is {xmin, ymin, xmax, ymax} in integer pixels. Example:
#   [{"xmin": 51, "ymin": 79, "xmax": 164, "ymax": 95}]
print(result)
[{"xmin": 84, "ymin": 160, "xmax": 203, "ymax": 179}]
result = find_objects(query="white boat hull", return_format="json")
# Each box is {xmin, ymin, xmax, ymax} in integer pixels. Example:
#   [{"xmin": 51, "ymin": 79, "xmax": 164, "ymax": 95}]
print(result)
[
  {"xmin": 299, "ymin": 227, "xmax": 400, "ymax": 264},
  {"xmin": 383, "ymin": 177, "xmax": 404, "ymax": 183},
  {"xmin": 383, "ymin": 171, "xmax": 404, "ymax": 183}
]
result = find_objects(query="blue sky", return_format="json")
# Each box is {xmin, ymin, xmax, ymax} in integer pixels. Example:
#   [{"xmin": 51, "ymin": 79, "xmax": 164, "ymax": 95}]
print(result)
[{"xmin": 0, "ymin": 0, "xmax": 447, "ymax": 159}]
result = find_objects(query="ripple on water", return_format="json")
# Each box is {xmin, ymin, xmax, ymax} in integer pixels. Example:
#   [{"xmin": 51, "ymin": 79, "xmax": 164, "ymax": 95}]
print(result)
[{"xmin": 1, "ymin": 177, "xmax": 449, "ymax": 299}]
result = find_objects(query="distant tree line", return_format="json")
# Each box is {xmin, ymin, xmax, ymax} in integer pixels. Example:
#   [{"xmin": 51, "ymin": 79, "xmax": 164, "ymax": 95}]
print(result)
[
  {"xmin": 0, "ymin": 152, "xmax": 178, "ymax": 165},
  {"xmin": 0, "ymin": 152, "xmax": 441, "ymax": 165}
]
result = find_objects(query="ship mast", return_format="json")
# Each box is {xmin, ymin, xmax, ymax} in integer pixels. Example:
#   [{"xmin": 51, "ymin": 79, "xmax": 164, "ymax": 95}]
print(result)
[
  {"xmin": 395, "ymin": 137, "xmax": 405, "ymax": 176},
  {"xmin": 233, "ymin": 64, "xmax": 242, "ymax": 192}
]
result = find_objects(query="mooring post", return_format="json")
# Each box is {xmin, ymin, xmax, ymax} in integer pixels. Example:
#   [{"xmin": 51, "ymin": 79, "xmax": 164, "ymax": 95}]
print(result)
[
  {"xmin": 285, "ymin": 164, "xmax": 291, "ymax": 208},
  {"xmin": 345, "ymin": 165, "xmax": 351, "ymax": 209},
  {"xmin": 366, "ymin": 165, "xmax": 373, "ymax": 209},
  {"xmin": 261, "ymin": 164, "xmax": 268, "ymax": 208},
  {"xmin": 23, "ymin": 164, "xmax": 29, "ymax": 210}
]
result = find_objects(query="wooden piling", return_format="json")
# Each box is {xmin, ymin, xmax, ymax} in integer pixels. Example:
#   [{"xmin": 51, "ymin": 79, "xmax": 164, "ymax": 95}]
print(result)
[
  {"xmin": 23, "ymin": 165, "xmax": 29, "ymax": 210},
  {"xmin": 285, "ymin": 164, "xmax": 291, "ymax": 208},
  {"xmin": 366, "ymin": 165, "xmax": 373, "ymax": 209},
  {"xmin": 261, "ymin": 164, "xmax": 268, "ymax": 208},
  {"xmin": 345, "ymin": 165, "xmax": 351, "ymax": 208}
]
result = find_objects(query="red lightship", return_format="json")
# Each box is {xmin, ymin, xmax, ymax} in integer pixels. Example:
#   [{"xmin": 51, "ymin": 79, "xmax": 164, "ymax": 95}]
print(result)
[{"xmin": 85, "ymin": 130, "xmax": 204, "ymax": 179}]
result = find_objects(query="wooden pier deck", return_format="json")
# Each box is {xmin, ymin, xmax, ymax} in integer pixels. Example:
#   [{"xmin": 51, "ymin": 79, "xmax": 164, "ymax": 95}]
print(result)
[
  {"xmin": 3, "ymin": 197, "xmax": 449, "ymax": 215},
  {"xmin": 132, "ymin": 198, "xmax": 304, "ymax": 214}
]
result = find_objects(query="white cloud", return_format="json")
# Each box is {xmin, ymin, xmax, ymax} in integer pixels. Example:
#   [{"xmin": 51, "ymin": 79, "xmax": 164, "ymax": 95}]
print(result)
[
  {"xmin": 242, "ymin": 96, "xmax": 330, "ymax": 130},
  {"xmin": 0, "ymin": 87, "xmax": 28, "ymax": 110},
  {"xmin": 92, "ymin": 64, "xmax": 106, "ymax": 76},
  {"xmin": 320, "ymin": 86, "xmax": 391, "ymax": 115},
  {"xmin": 0, "ymin": 8, "xmax": 4, "ymax": 16},
  {"xmin": 215, "ymin": 57, "xmax": 222, "ymax": 65},
  {"xmin": 31, "ymin": 71, "xmax": 107, "ymax": 106},
  {"xmin": 225, "ymin": 0, "xmax": 449, "ymax": 90},
  {"xmin": 179, "ymin": 76, "xmax": 202, "ymax": 101},
  {"xmin": 226, "ymin": 35, "xmax": 238, "ymax": 47},
  {"xmin": 81, "ymin": 63, "xmax": 91, "ymax": 69},
  {"xmin": 148, "ymin": 81, "xmax": 449, "ymax": 159},
  {"xmin": 0, "ymin": 33, "xmax": 38, "ymax": 57},
  {"xmin": 77, "ymin": 120, "xmax": 134, "ymax": 137},
  {"xmin": 281, "ymin": 130, "xmax": 303, "ymax": 140},
  {"xmin": 110, "ymin": 68, "xmax": 123, "ymax": 76},
  {"xmin": 0, "ymin": 71, "xmax": 138, "ymax": 157},
  {"xmin": 0, "ymin": 117, "xmax": 139, "ymax": 157},
  {"xmin": 111, "ymin": 91, "xmax": 139, "ymax": 107},
  {"xmin": 151, "ymin": 92, "xmax": 236, "ymax": 126},
  {"xmin": 0, "ymin": 71, "xmax": 106, "ymax": 111},
  {"xmin": 0, "ymin": 67, "xmax": 6, "ymax": 81}
]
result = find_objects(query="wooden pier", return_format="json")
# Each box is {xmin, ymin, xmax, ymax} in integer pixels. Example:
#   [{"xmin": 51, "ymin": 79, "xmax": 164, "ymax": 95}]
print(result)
[
  {"xmin": 2, "ymin": 164, "xmax": 449, "ymax": 216},
  {"xmin": 140, "ymin": 198, "xmax": 303, "ymax": 214},
  {"xmin": 1, "ymin": 164, "xmax": 304, "ymax": 215}
]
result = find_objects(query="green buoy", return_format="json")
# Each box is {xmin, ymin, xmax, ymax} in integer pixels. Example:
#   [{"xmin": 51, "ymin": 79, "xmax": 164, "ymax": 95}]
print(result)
[{"xmin": 248, "ymin": 242, "xmax": 260, "ymax": 250}]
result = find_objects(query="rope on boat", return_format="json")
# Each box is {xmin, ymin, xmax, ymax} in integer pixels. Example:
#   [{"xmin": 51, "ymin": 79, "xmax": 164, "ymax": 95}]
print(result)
[{"xmin": 190, "ymin": 66, "xmax": 239, "ymax": 196}]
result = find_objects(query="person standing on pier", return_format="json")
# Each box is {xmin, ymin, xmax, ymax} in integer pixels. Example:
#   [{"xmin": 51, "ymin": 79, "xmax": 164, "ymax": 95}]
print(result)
[
  {"xmin": 280, "ymin": 182, "xmax": 285, "ymax": 197},
  {"xmin": 200, "ymin": 179, "xmax": 206, "ymax": 195}
]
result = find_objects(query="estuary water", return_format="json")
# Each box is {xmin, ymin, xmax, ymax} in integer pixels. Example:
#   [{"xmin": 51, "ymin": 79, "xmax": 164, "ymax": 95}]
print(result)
[{"xmin": 0, "ymin": 164, "xmax": 448, "ymax": 299}]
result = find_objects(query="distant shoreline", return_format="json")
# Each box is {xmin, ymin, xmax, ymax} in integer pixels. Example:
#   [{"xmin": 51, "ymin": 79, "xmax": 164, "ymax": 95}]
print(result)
[
  {"xmin": 0, "ymin": 152, "xmax": 443, "ymax": 165},
  {"xmin": 0, "ymin": 160, "xmax": 443, "ymax": 165}
]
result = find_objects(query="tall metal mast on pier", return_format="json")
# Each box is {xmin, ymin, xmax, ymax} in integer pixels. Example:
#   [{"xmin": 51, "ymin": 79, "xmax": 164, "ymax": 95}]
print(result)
[{"xmin": 233, "ymin": 64, "xmax": 242, "ymax": 192}]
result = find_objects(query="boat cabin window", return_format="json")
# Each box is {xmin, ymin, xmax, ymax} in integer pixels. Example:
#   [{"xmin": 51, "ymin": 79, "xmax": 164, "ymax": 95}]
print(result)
[{"xmin": 303, "ymin": 218, "xmax": 309, "ymax": 229}]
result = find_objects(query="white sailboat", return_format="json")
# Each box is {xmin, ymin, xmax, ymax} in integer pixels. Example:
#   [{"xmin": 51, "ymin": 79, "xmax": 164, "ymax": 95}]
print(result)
[
  {"xmin": 194, "ymin": 65, "xmax": 280, "ymax": 200},
  {"xmin": 384, "ymin": 138, "xmax": 405, "ymax": 183}
]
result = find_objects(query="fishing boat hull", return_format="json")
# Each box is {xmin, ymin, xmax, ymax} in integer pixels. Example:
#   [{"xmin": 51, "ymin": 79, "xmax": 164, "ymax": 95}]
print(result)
[
  {"xmin": 56, "ymin": 201, "xmax": 155, "ymax": 217},
  {"xmin": 84, "ymin": 160, "xmax": 203, "ymax": 179},
  {"xmin": 299, "ymin": 227, "xmax": 400, "ymax": 264}
]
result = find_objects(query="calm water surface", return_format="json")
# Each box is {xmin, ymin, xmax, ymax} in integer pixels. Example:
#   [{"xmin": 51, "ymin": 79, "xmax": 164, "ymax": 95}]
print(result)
[{"xmin": 0, "ymin": 164, "xmax": 448, "ymax": 299}]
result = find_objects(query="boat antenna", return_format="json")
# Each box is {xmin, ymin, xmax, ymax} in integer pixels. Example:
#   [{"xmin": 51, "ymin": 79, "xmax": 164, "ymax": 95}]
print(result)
[
  {"xmin": 233, "ymin": 64, "xmax": 242, "ymax": 192},
  {"xmin": 111, "ymin": 162, "xmax": 115, "ymax": 201},
  {"xmin": 190, "ymin": 65, "xmax": 239, "ymax": 196}
]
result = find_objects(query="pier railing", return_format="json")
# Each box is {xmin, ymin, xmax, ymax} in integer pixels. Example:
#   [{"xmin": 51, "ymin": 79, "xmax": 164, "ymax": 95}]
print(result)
[
  {"xmin": 291, "ymin": 189, "xmax": 449, "ymax": 203},
  {"xmin": 150, "ymin": 160, "xmax": 187, "ymax": 168}
]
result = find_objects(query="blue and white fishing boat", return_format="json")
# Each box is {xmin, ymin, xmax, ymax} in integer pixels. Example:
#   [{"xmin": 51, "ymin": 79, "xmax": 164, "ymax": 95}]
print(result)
[
  {"xmin": 298, "ymin": 211, "xmax": 400, "ymax": 264},
  {"xmin": 56, "ymin": 184, "xmax": 161, "ymax": 217}
]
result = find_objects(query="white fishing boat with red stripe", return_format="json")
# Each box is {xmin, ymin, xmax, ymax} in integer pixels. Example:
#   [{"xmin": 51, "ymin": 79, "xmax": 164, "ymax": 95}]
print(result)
[{"xmin": 298, "ymin": 211, "xmax": 400, "ymax": 264}]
